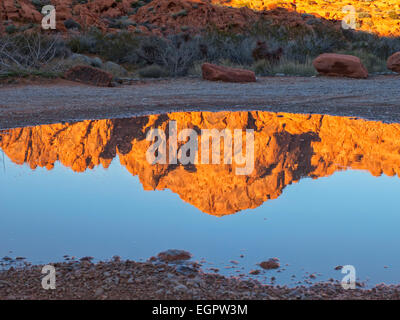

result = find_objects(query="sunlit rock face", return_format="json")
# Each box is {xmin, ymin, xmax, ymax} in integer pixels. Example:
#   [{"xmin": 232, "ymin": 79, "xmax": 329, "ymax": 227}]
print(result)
[
  {"xmin": 2, "ymin": 0, "xmax": 398, "ymax": 36},
  {"xmin": 212, "ymin": 0, "xmax": 400, "ymax": 36},
  {"xmin": 1, "ymin": 111, "xmax": 400, "ymax": 216}
]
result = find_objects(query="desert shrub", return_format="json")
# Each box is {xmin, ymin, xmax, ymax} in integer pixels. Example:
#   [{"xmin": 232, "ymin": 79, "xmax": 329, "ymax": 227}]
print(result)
[
  {"xmin": 67, "ymin": 31, "xmax": 99, "ymax": 54},
  {"xmin": 253, "ymin": 58, "xmax": 316, "ymax": 76},
  {"xmin": 272, "ymin": 58, "xmax": 317, "ymax": 76},
  {"xmin": 0, "ymin": 33, "xmax": 70, "ymax": 77},
  {"xmin": 130, "ymin": 0, "xmax": 152, "ymax": 14},
  {"xmin": 362, "ymin": 36, "xmax": 400, "ymax": 60},
  {"xmin": 156, "ymin": 35, "xmax": 202, "ymax": 76},
  {"xmin": 335, "ymin": 49, "xmax": 388, "ymax": 73},
  {"xmin": 95, "ymin": 32, "xmax": 141, "ymax": 63},
  {"xmin": 187, "ymin": 60, "xmax": 204, "ymax": 76},
  {"xmin": 5, "ymin": 25, "xmax": 18, "ymax": 35},
  {"xmin": 252, "ymin": 59, "xmax": 273, "ymax": 76},
  {"xmin": 64, "ymin": 19, "xmax": 82, "ymax": 30},
  {"xmin": 200, "ymin": 30, "xmax": 255, "ymax": 65},
  {"xmin": 138, "ymin": 64, "xmax": 169, "ymax": 78},
  {"xmin": 284, "ymin": 34, "xmax": 346, "ymax": 63},
  {"xmin": 31, "ymin": 0, "xmax": 51, "ymax": 12},
  {"xmin": 68, "ymin": 30, "xmax": 141, "ymax": 64},
  {"xmin": 171, "ymin": 10, "xmax": 188, "ymax": 18},
  {"xmin": 122, "ymin": 34, "xmax": 201, "ymax": 76},
  {"xmin": 108, "ymin": 17, "xmax": 136, "ymax": 29}
]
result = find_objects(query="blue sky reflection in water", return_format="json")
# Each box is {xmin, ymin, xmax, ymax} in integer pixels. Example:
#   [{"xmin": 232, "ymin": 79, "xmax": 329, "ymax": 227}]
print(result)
[
  {"xmin": 1, "ymin": 152, "xmax": 399, "ymax": 287},
  {"xmin": 1, "ymin": 110, "xmax": 400, "ymax": 287}
]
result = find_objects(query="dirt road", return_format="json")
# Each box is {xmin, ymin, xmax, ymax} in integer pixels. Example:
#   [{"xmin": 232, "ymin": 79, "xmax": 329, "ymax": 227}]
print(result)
[{"xmin": 0, "ymin": 75, "xmax": 399, "ymax": 129}]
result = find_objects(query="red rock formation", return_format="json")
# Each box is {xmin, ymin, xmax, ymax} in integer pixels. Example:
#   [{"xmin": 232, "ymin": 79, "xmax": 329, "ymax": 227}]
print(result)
[
  {"xmin": 132, "ymin": 0, "xmax": 338, "ymax": 35},
  {"xmin": 64, "ymin": 65, "xmax": 113, "ymax": 86},
  {"xmin": 214, "ymin": 0, "xmax": 400, "ymax": 37},
  {"xmin": 1, "ymin": 111, "xmax": 400, "ymax": 216},
  {"xmin": 3, "ymin": 0, "xmax": 398, "ymax": 37},
  {"xmin": 313, "ymin": 53, "xmax": 368, "ymax": 79},
  {"xmin": 133, "ymin": 0, "xmax": 260, "ymax": 34},
  {"xmin": 201, "ymin": 63, "xmax": 256, "ymax": 82},
  {"xmin": 387, "ymin": 52, "xmax": 400, "ymax": 74},
  {"xmin": 0, "ymin": 0, "xmax": 42, "ymax": 23},
  {"xmin": 0, "ymin": 0, "xmax": 339, "ymax": 36}
]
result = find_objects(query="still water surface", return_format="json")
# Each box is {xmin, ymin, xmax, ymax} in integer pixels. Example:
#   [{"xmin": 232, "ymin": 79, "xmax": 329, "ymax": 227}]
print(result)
[{"xmin": 1, "ymin": 110, "xmax": 400, "ymax": 286}]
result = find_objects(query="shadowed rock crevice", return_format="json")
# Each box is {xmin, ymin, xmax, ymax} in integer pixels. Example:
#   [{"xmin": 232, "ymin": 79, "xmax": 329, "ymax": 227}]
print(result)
[{"xmin": 100, "ymin": 116, "xmax": 150, "ymax": 159}]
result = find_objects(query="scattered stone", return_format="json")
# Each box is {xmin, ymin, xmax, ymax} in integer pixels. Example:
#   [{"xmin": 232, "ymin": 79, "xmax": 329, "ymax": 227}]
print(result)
[
  {"xmin": 64, "ymin": 65, "xmax": 113, "ymax": 87},
  {"xmin": 157, "ymin": 249, "xmax": 192, "ymax": 263},
  {"xmin": 201, "ymin": 63, "xmax": 256, "ymax": 83},
  {"xmin": 91, "ymin": 57, "xmax": 103, "ymax": 68},
  {"xmin": 313, "ymin": 53, "xmax": 368, "ymax": 79},
  {"xmin": 174, "ymin": 284, "xmax": 188, "ymax": 292},
  {"xmin": 94, "ymin": 288, "xmax": 104, "ymax": 297},
  {"xmin": 102, "ymin": 61, "xmax": 128, "ymax": 77},
  {"xmin": 67, "ymin": 53, "xmax": 93, "ymax": 66},
  {"xmin": 0, "ymin": 256, "xmax": 397, "ymax": 300},
  {"xmin": 175, "ymin": 262, "xmax": 200, "ymax": 276},
  {"xmin": 80, "ymin": 256, "xmax": 94, "ymax": 262},
  {"xmin": 249, "ymin": 270, "xmax": 260, "ymax": 275},
  {"xmin": 0, "ymin": 280, "xmax": 11, "ymax": 287},
  {"xmin": 259, "ymin": 258, "xmax": 280, "ymax": 270}
]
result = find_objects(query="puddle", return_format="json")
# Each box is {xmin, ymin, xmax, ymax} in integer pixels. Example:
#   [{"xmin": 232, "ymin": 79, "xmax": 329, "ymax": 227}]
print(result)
[{"xmin": 1, "ymin": 110, "xmax": 400, "ymax": 287}]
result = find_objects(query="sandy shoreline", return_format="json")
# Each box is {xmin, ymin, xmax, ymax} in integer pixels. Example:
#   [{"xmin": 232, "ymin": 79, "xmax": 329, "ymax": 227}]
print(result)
[
  {"xmin": 1, "ymin": 257, "xmax": 399, "ymax": 300},
  {"xmin": 1, "ymin": 75, "xmax": 400, "ymax": 129}
]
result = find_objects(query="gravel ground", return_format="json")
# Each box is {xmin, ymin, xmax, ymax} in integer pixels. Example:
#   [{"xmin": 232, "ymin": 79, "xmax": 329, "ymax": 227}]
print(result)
[
  {"xmin": 0, "ymin": 75, "xmax": 400, "ymax": 129},
  {"xmin": 1, "ymin": 257, "xmax": 399, "ymax": 300}
]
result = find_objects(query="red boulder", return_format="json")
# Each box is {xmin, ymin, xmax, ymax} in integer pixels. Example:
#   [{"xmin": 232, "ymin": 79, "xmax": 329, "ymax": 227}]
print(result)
[
  {"xmin": 202, "ymin": 63, "xmax": 256, "ymax": 83},
  {"xmin": 64, "ymin": 65, "xmax": 113, "ymax": 87},
  {"xmin": 313, "ymin": 53, "xmax": 368, "ymax": 79},
  {"xmin": 387, "ymin": 52, "xmax": 400, "ymax": 73}
]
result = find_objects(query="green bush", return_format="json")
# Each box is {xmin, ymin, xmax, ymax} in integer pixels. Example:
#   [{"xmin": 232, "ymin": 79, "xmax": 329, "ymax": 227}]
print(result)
[
  {"xmin": 5, "ymin": 25, "xmax": 18, "ymax": 34},
  {"xmin": 253, "ymin": 58, "xmax": 316, "ymax": 76},
  {"xmin": 138, "ymin": 65, "xmax": 169, "ymax": 78},
  {"xmin": 335, "ymin": 49, "xmax": 388, "ymax": 73}
]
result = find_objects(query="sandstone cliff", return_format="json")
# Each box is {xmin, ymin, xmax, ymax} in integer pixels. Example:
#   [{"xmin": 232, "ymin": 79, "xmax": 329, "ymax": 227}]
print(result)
[{"xmin": 3, "ymin": 0, "xmax": 395, "ymax": 36}]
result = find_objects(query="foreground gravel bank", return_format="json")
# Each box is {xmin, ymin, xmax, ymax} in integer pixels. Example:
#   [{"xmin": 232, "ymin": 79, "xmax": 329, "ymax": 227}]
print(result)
[
  {"xmin": 0, "ymin": 75, "xmax": 400, "ymax": 129},
  {"xmin": 1, "ymin": 258, "xmax": 399, "ymax": 300}
]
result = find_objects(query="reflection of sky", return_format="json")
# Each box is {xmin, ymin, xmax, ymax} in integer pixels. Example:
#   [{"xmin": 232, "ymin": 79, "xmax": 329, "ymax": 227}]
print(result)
[{"xmin": 0, "ymin": 153, "xmax": 399, "ymax": 287}]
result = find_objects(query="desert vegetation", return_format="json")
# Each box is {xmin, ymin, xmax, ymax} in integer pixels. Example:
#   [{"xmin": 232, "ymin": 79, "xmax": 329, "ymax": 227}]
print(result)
[
  {"xmin": 0, "ymin": 33, "xmax": 70, "ymax": 79},
  {"xmin": 2, "ymin": 14, "xmax": 400, "ymax": 79}
]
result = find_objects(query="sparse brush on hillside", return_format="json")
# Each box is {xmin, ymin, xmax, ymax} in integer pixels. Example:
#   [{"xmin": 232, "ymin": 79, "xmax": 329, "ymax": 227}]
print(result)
[
  {"xmin": 0, "ymin": 33, "xmax": 70, "ymax": 79},
  {"xmin": 2, "ymin": 17, "xmax": 400, "ymax": 79},
  {"xmin": 253, "ymin": 58, "xmax": 317, "ymax": 76}
]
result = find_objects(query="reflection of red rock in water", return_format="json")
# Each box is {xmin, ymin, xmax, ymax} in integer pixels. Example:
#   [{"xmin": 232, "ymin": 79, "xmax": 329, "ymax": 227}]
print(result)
[{"xmin": 1, "ymin": 111, "xmax": 400, "ymax": 216}]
